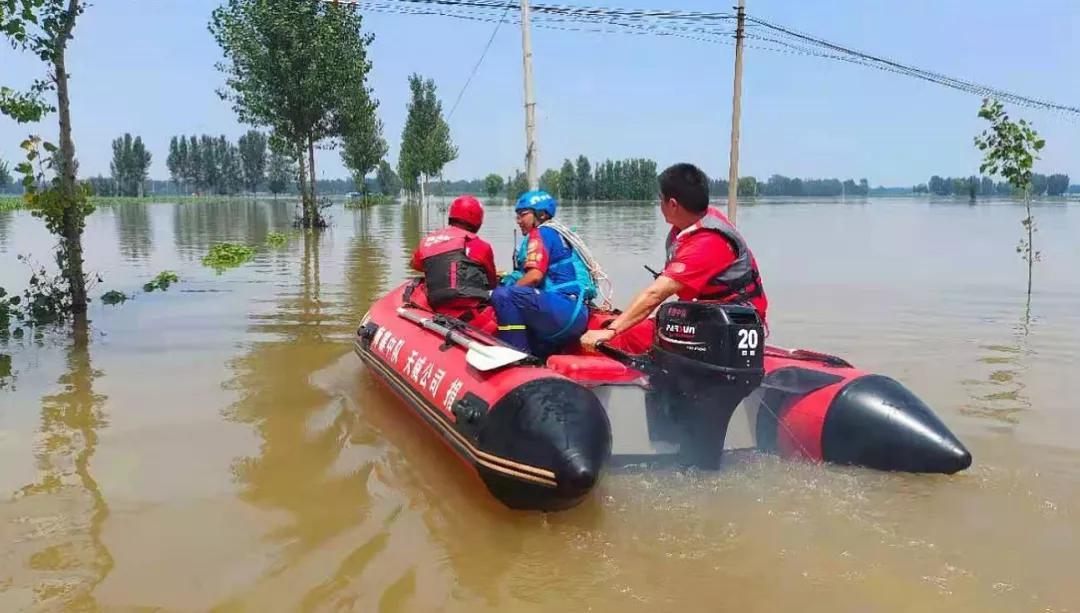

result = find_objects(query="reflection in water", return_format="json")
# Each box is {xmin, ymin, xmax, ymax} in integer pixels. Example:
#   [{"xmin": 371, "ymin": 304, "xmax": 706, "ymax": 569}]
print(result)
[
  {"xmin": 400, "ymin": 203, "xmax": 422, "ymax": 260},
  {"xmin": 349, "ymin": 211, "xmax": 389, "ymax": 317},
  {"xmin": 961, "ymin": 316, "xmax": 1033, "ymax": 427},
  {"xmin": 0, "ymin": 209, "xmax": 13, "ymax": 250},
  {"xmin": 217, "ymin": 230, "xmax": 398, "ymax": 608},
  {"xmin": 111, "ymin": 203, "xmax": 153, "ymax": 262},
  {"xmin": 172, "ymin": 199, "xmax": 273, "ymax": 255},
  {"xmin": 8, "ymin": 317, "xmax": 112, "ymax": 608}
]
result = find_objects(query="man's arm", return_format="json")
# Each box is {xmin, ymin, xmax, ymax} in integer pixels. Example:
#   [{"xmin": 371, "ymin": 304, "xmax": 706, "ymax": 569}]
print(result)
[
  {"xmin": 515, "ymin": 268, "xmax": 544, "ymax": 287},
  {"xmin": 580, "ymin": 275, "xmax": 685, "ymax": 351},
  {"xmin": 608, "ymin": 275, "xmax": 684, "ymax": 333}
]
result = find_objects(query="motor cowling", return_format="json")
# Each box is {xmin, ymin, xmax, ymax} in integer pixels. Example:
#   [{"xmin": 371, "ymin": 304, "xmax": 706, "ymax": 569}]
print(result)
[
  {"xmin": 652, "ymin": 302, "xmax": 765, "ymax": 385},
  {"xmin": 649, "ymin": 302, "xmax": 766, "ymax": 468}
]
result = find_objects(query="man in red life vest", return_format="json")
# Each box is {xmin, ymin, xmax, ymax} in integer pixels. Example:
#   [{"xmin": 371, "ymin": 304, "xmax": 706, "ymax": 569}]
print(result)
[
  {"xmin": 409, "ymin": 195, "xmax": 498, "ymax": 333},
  {"xmin": 580, "ymin": 163, "xmax": 768, "ymax": 354}
]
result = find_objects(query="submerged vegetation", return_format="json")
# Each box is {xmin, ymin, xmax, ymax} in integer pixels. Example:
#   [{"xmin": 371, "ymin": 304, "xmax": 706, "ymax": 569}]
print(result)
[
  {"xmin": 100, "ymin": 290, "xmax": 128, "ymax": 305},
  {"xmin": 265, "ymin": 232, "xmax": 288, "ymax": 247},
  {"xmin": 0, "ymin": 256, "xmax": 86, "ymax": 333},
  {"xmin": 202, "ymin": 242, "xmax": 256, "ymax": 272},
  {"xmin": 143, "ymin": 270, "xmax": 180, "ymax": 292}
]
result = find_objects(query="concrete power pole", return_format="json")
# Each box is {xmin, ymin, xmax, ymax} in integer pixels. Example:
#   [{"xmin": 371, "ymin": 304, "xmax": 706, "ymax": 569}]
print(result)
[
  {"xmin": 521, "ymin": 0, "xmax": 539, "ymax": 190},
  {"xmin": 727, "ymin": 0, "xmax": 746, "ymax": 224}
]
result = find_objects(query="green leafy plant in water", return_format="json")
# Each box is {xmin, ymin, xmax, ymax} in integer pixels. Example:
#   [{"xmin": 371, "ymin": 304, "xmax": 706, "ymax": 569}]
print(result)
[
  {"xmin": 202, "ymin": 243, "xmax": 256, "ymax": 272},
  {"xmin": 100, "ymin": 290, "xmax": 128, "ymax": 305},
  {"xmin": 15, "ymin": 136, "xmax": 95, "ymax": 314},
  {"xmin": 143, "ymin": 270, "xmax": 179, "ymax": 292},
  {"xmin": 974, "ymin": 98, "xmax": 1045, "ymax": 320},
  {"xmin": 265, "ymin": 232, "xmax": 288, "ymax": 248},
  {"xmin": 14, "ymin": 255, "xmax": 74, "ymax": 326}
]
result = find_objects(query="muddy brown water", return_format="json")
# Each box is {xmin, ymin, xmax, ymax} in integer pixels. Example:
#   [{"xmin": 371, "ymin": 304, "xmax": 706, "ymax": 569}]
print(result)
[{"xmin": 0, "ymin": 197, "xmax": 1077, "ymax": 611}]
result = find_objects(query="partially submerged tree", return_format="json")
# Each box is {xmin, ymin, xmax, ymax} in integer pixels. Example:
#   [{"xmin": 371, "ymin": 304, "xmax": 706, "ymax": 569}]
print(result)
[
  {"xmin": 398, "ymin": 74, "xmax": 456, "ymax": 204},
  {"xmin": 210, "ymin": 0, "xmax": 378, "ymax": 227},
  {"xmin": 2, "ymin": 0, "xmax": 92, "ymax": 315},
  {"xmin": 974, "ymin": 98, "xmax": 1045, "ymax": 300},
  {"xmin": 340, "ymin": 97, "xmax": 387, "ymax": 198}
]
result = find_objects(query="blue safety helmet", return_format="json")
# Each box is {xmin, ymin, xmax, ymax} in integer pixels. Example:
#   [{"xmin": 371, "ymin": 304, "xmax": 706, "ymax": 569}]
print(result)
[{"xmin": 515, "ymin": 190, "xmax": 557, "ymax": 219}]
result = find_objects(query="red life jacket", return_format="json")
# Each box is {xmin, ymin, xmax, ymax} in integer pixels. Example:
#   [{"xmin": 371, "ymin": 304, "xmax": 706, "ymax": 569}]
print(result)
[
  {"xmin": 665, "ymin": 207, "xmax": 764, "ymax": 303},
  {"xmin": 415, "ymin": 226, "xmax": 492, "ymax": 307}
]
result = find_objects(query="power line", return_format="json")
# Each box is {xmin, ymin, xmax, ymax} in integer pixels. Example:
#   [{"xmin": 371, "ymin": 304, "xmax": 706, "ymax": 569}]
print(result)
[
  {"xmin": 447, "ymin": 2, "xmax": 512, "ymax": 119},
  {"xmin": 320, "ymin": 0, "xmax": 1078, "ymax": 118}
]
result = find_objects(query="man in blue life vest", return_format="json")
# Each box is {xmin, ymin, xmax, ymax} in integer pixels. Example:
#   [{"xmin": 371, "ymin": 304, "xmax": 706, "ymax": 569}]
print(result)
[{"xmin": 491, "ymin": 190, "xmax": 598, "ymax": 358}]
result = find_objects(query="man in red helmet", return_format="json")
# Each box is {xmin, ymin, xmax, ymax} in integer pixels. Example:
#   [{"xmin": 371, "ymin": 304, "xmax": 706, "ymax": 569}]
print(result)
[{"xmin": 409, "ymin": 195, "xmax": 498, "ymax": 332}]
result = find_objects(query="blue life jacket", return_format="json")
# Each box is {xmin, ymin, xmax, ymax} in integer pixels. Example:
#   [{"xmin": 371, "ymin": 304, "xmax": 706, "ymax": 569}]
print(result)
[{"xmin": 514, "ymin": 226, "xmax": 598, "ymax": 340}]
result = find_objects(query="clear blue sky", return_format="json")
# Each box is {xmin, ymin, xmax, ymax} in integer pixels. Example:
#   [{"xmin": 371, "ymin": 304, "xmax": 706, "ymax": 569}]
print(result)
[{"xmin": 1, "ymin": 0, "xmax": 1078, "ymax": 186}]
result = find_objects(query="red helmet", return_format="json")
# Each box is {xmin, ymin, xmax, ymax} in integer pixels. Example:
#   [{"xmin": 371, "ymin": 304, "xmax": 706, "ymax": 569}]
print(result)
[{"xmin": 449, "ymin": 195, "xmax": 484, "ymax": 229}]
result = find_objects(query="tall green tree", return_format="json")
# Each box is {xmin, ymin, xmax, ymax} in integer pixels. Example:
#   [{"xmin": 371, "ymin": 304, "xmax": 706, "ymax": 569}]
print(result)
[
  {"xmin": 186, "ymin": 135, "xmax": 203, "ymax": 192},
  {"xmin": 340, "ymin": 101, "xmax": 386, "ymax": 197},
  {"xmin": 218, "ymin": 136, "xmax": 243, "ymax": 195},
  {"xmin": 0, "ymin": 159, "xmax": 11, "ymax": 188},
  {"xmin": 558, "ymin": 159, "xmax": 576, "ymax": 201},
  {"xmin": 132, "ymin": 136, "xmax": 150, "ymax": 196},
  {"xmin": 166, "ymin": 136, "xmax": 182, "ymax": 190},
  {"xmin": 575, "ymin": 155, "xmax": 592, "ymax": 201},
  {"xmin": 737, "ymin": 176, "xmax": 758, "ymax": 198},
  {"xmin": 539, "ymin": 168, "xmax": 561, "ymax": 196},
  {"xmin": 266, "ymin": 147, "xmax": 294, "ymax": 197},
  {"xmin": 975, "ymin": 97, "xmax": 1045, "ymax": 302},
  {"xmin": 483, "ymin": 173, "xmax": 503, "ymax": 199},
  {"xmin": 175, "ymin": 136, "xmax": 189, "ymax": 193},
  {"xmin": 199, "ymin": 135, "xmax": 220, "ymax": 194},
  {"xmin": 375, "ymin": 159, "xmax": 401, "ymax": 196},
  {"xmin": 211, "ymin": 0, "xmax": 376, "ymax": 227},
  {"xmin": 397, "ymin": 74, "xmax": 456, "ymax": 203},
  {"xmin": 237, "ymin": 129, "xmax": 267, "ymax": 194},
  {"xmin": 2, "ymin": 0, "xmax": 91, "ymax": 314},
  {"xmin": 507, "ymin": 169, "xmax": 529, "ymax": 201}
]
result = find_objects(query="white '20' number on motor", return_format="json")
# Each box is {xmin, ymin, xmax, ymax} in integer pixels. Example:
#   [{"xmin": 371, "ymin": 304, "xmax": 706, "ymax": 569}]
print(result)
[{"xmin": 737, "ymin": 329, "xmax": 759, "ymax": 350}]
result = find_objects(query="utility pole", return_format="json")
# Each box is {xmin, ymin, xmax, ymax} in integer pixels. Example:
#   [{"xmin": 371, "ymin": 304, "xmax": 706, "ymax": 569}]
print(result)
[
  {"xmin": 726, "ymin": 0, "xmax": 746, "ymax": 224},
  {"xmin": 521, "ymin": 0, "xmax": 539, "ymax": 190}
]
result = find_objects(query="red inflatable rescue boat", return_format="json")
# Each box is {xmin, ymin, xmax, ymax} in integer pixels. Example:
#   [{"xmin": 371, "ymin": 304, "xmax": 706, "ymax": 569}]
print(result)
[{"xmin": 355, "ymin": 281, "xmax": 972, "ymax": 511}]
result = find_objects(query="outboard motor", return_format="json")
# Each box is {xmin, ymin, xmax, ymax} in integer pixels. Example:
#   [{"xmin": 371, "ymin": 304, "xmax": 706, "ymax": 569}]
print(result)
[{"xmin": 648, "ymin": 302, "xmax": 765, "ymax": 468}]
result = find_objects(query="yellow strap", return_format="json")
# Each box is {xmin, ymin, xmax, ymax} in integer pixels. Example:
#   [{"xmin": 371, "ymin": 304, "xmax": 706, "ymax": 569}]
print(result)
[{"xmin": 497, "ymin": 324, "xmax": 527, "ymax": 331}]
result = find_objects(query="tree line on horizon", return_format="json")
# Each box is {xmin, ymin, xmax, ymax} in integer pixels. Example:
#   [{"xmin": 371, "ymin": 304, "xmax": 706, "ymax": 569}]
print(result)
[{"xmin": 916, "ymin": 173, "xmax": 1070, "ymax": 197}]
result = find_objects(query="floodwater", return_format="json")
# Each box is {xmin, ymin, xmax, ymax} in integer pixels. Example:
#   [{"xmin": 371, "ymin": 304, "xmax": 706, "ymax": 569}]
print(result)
[{"xmin": 0, "ymin": 196, "xmax": 1077, "ymax": 611}]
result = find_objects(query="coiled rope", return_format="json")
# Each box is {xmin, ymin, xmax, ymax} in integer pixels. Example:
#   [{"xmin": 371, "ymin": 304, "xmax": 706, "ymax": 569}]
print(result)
[{"xmin": 540, "ymin": 218, "xmax": 615, "ymax": 310}]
